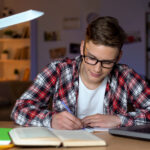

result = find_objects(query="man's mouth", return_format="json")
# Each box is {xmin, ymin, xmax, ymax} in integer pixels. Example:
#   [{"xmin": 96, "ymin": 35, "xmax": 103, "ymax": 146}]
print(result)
[{"xmin": 90, "ymin": 71, "xmax": 102, "ymax": 78}]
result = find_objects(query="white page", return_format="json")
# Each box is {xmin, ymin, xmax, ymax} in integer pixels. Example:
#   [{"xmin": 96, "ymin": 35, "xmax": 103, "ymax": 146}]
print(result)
[
  {"xmin": 49, "ymin": 127, "xmax": 109, "ymax": 133},
  {"xmin": 49, "ymin": 128, "xmax": 107, "ymax": 146},
  {"xmin": 13, "ymin": 127, "xmax": 56, "ymax": 139},
  {"xmin": 84, "ymin": 127, "xmax": 109, "ymax": 132},
  {"xmin": 9, "ymin": 127, "xmax": 62, "ymax": 146},
  {"xmin": 0, "ymin": 9, "xmax": 44, "ymax": 30},
  {"xmin": 51, "ymin": 129, "xmax": 102, "ymax": 141}
]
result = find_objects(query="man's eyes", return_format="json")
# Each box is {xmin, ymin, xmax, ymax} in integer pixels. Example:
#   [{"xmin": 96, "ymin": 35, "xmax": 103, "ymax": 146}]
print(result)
[
  {"xmin": 88, "ymin": 56, "xmax": 96, "ymax": 60},
  {"xmin": 87, "ymin": 56, "xmax": 114, "ymax": 63},
  {"xmin": 103, "ymin": 61, "xmax": 114, "ymax": 64}
]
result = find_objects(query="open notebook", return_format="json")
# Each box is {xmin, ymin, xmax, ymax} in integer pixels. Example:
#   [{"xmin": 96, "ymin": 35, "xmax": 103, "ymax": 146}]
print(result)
[
  {"xmin": 0, "ymin": 9, "xmax": 44, "ymax": 30},
  {"xmin": 9, "ymin": 127, "xmax": 106, "ymax": 147},
  {"xmin": 109, "ymin": 124, "xmax": 150, "ymax": 140}
]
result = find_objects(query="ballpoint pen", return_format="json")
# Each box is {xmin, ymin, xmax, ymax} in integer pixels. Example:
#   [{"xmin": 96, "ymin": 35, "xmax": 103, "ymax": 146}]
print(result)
[
  {"xmin": 61, "ymin": 101, "xmax": 73, "ymax": 114},
  {"xmin": 61, "ymin": 101, "xmax": 85, "ymax": 129}
]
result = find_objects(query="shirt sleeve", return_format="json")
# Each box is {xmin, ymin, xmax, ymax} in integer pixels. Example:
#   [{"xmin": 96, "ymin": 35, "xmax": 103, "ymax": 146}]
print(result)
[
  {"xmin": 11, "ymin": 63, "xmax": 58, "ymax": 128},
  {"xmin": 117, "ymin": 68, "xmax": 150, "ymax": 127}
]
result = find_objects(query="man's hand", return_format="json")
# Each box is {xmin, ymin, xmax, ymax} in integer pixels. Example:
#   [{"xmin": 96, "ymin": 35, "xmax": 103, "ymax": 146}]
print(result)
[
  {"xmin": 51, "ymin": 111, "xmax": 83, "ymax": 130},
  {"xmin": 81, "ymin": 114, "xmax": 121, "ymax": 128}
]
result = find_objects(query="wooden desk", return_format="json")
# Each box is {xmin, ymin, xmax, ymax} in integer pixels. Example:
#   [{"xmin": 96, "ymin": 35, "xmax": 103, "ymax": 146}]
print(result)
[{"xmin": 1, "ymin": 121, "xmax": 150, "ymax": 150}]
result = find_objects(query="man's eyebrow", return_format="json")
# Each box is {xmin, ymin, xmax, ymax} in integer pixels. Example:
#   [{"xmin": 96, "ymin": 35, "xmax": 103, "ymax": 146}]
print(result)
[
  {"xmin": 85, "ymin": 47, "xmax": 117, "ymax": 62},
  {"xmin": 85, "ymin": 47, "xmax": 97, "ymax": 58}
]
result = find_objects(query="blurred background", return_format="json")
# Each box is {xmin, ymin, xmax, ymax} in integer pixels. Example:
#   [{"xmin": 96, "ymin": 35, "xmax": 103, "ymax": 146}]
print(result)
[{"xmin": 0, "ymin": 0, "xmax": 150, "ymax": 120}]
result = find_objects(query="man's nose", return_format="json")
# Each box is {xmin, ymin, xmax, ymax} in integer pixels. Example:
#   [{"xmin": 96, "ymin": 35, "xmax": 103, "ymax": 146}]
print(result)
[{"xmin": 94, "ymin": 61, "xmax": 102, "ymax": 72}]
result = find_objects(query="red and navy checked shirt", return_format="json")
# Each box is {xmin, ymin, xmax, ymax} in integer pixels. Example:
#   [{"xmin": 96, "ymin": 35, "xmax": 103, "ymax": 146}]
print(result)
[{"xmin": 11, "ymin": 56, "xmax": 150, "ymax": 127}]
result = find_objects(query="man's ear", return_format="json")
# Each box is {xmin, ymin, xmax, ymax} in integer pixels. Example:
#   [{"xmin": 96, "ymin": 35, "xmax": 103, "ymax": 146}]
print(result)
[
  {"xmin": 117, "ymin": 50, "xmax": 123, "ymax": 63},
  {"xmin": 80, "ymin": 40, "xmax": 85, "ymax": 55}
]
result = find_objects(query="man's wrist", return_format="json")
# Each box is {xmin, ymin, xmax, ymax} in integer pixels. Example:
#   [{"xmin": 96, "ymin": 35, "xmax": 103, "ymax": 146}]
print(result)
[
  {"xmin": 116, "ymin": 115, "xmax": 122, "ymax": 127},
  {"xmin": 115, "ymin": 115, "xmax": 121, "ymax": 127}
]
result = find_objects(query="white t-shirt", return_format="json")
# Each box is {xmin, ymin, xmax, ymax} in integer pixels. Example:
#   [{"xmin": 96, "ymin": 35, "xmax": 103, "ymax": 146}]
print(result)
[{"xmin": 77, "ymin": 76, "xmax": 107, "ymax": 119}]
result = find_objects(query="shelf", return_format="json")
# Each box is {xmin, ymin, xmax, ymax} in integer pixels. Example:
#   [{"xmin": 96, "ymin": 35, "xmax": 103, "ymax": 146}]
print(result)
[
  {"xmin": 0, "ymin": 22, "xmax": 31, "ymax": 81},
  {"xmin": 0, "ymin": 59, "xmax": 30, "ymax": 63},
  {"xmin": 0, "ymin": 38, "xmax": 30, "ymax": 43}
]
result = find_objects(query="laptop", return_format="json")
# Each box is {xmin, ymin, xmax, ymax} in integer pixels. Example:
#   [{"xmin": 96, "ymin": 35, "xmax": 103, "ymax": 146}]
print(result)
[{"xmin": 109, "ymin": 124, "xmax": 150, "ymax": 140}]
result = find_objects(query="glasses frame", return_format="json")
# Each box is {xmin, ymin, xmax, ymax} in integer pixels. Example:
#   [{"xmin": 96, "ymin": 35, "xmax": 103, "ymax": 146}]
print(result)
[{"xmin": 82, "ymin": 42, "xmax": 119, "ymax": 69}]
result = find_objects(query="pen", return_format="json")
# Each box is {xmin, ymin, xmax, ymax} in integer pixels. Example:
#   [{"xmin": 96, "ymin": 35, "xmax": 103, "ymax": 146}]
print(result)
[
  {"xmin": 61, "ymin": 101, "xmax": 73, "ymax": 114},
  {"xmin": 61, "ymin": 101, "xmax": 85, "ymax": 130}
]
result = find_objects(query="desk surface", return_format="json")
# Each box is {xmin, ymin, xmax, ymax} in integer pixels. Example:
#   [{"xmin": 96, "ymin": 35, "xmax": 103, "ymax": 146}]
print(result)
[{"xmin": 1, "ymin": 121, "xmax": 150, "ymax": 150}]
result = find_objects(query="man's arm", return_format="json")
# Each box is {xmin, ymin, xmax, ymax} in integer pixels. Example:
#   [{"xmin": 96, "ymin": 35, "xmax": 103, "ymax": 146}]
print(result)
[
  {"xmin": 83, "ymin": 68, "xmax": 150, "ymax": 128},
  {"xmin": 117, "ymin": 70, "xmax": 150, "ymax": 127},
  {"xmin": 11, "ymin": 62, "xmax": 83, "ymax": 129},
  {"xmin": 11, "ymin": 65, "xmax": 56, "ymax": 128}
]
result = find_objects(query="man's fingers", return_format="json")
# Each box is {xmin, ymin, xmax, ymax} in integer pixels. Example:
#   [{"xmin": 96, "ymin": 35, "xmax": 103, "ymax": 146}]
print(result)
[
  {"xmin": 51, "ymin": 111, "xmax": 83, "ymax": 130},
  {"xmin": 82, "ymin": 114, "xmax": 101, "ymax": 120},
  {"xmin": 63, "ymin": 111, "xmax": 83, "ymax": 128},
  {"xmin": 82, "ymin": 115, "xmax": 99, "ymax": 124},
  {"xmin": 81, "ymin": 114, "xmax": 121, "ymax": 128},
  {"xmin": 81, "ymin": 114, "xmax": 104, "ymax": 128},
  {"xmin": 60, "ymin": 117, "xmax": 77, "ymax": 130}
]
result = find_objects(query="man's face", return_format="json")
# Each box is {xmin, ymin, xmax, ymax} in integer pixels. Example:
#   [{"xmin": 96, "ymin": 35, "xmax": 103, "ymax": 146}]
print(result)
[{"xmin": 80, "ymin": 40, "xmax": 121, "ymax": 87}]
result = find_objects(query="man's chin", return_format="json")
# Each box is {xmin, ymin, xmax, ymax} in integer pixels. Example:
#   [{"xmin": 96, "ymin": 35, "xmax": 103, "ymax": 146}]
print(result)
[{"xmin": 90, "ymin": 76, "xmax": 104, "ymax": 84}]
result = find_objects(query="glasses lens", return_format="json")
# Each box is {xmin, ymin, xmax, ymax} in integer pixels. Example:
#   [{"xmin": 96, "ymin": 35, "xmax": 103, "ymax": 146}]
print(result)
[
  {"xmin": 83, "ymin": 55, "xmax": 115, "ymax": 68},
  {"xmin": 102, "ymin": 62, "xmax": 115, "ymax": 68},
  {"xmin": 84, "ymin": 56, "xmax": 97, "ymax": 65}
]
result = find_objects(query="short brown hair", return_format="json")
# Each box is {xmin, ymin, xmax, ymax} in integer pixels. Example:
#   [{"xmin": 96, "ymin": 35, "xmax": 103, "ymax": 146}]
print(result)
[{"xmin": 86, "ymin": 16, "xmax": 126, "ymax": 50}]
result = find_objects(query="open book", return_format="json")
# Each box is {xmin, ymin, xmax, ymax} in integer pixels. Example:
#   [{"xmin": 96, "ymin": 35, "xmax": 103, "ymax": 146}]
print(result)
[{"xmin": 9, "ymin": 127, "xmax": 106, "ymax": 147}]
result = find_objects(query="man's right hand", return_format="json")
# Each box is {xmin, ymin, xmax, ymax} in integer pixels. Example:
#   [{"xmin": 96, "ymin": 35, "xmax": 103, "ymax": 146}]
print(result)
[{"xmin": 51, "ymin": 111, "xmax": 83, "ymax": 130}]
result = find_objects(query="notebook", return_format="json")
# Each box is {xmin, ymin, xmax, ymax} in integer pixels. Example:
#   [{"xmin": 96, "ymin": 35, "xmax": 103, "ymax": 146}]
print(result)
[
  {"xmin": 9, "ymin": 127, "xmax": 106, "ymax": 147},
  {"xmin": 109, "ymin": 124, "xmax": 150, "ymax": 140},
  {"xmin": 0, "ymin": 128, "xmax": 12, "ymax": 145}
]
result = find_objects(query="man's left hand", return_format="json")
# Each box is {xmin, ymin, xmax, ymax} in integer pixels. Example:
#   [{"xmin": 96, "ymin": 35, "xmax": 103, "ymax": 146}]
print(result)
[{"xmin": 81, "ymin": 114, "xmax": 121, "ymax": 128}]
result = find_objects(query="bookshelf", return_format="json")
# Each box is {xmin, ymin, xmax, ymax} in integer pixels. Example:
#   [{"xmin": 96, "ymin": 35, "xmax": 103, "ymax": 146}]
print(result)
[
  {"xmin": 0, "ymin": 38, "xmax": 30, "ymax": 42},
  {"xmin": 0, "ymin": 22, "xmax": 30, "ymax": 81}
]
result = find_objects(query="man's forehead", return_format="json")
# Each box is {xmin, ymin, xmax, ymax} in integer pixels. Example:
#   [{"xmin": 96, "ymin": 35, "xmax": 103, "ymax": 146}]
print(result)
[
  {"xmin": 84, "ymin": 41, "xmax": 120, "ymax": 60},
  {"xmin": 85, "ymin": 41, "xmax": 119, "ymax": 52}
]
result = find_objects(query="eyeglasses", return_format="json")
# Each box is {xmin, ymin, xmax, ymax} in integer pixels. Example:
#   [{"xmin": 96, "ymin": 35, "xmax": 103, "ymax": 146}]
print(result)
[
  {"xmin": 82, "ymin": 43, "xmax": 118, "ymax": 69},
  {"xmin": 82, "ymin": 55, "xmax": 117, "ymax": 68}
]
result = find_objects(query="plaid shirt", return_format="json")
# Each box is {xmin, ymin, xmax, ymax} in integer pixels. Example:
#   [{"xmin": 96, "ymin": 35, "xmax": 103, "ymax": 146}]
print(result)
[{"xmin": 11, "ymin": 56, "xmax": 150, "ymax": 127}]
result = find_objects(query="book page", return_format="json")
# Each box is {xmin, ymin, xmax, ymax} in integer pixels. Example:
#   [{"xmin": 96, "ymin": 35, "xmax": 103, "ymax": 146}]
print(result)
[
  {"xmin": 15, "ymin": 127, "xmax": 55, "ymax": 139},
  {"xmin": 85, "ymin": 127, "xmax": 109, "ymax": 132},
  {"xmin": 51, "ymin": 129, "xmax": 106, "ymax": 147},
  {"xmin": 9, "ymin": 127, "xmax": 61, "ymax": 146}
]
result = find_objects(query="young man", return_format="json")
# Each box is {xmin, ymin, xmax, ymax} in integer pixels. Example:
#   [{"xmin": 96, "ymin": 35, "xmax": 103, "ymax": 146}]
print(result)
[{"xmin": 11, "ymin": 16, "xmax": 150, "ymax": 130}]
